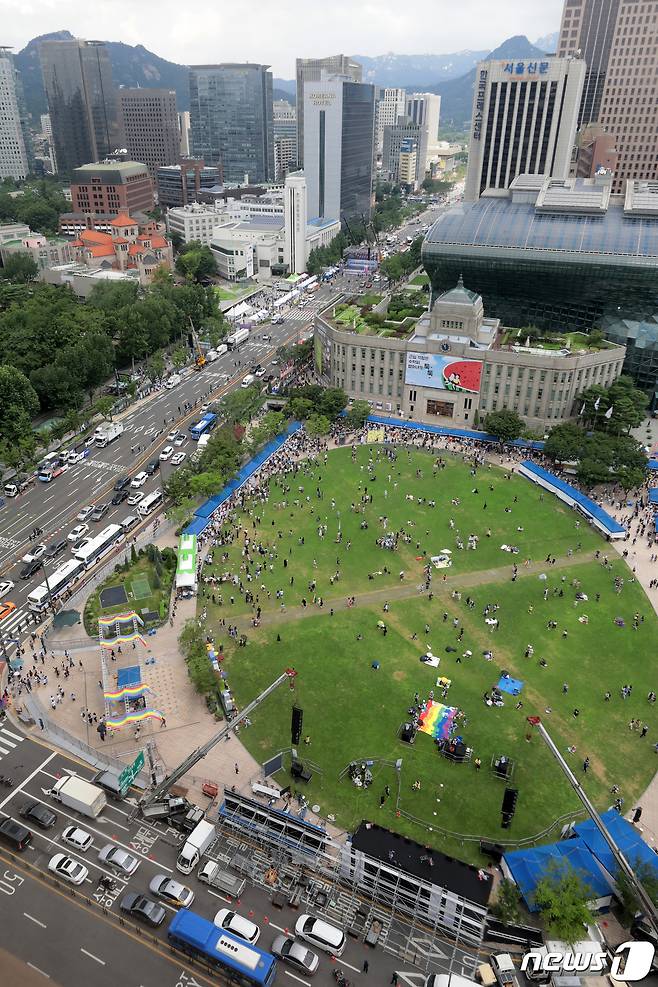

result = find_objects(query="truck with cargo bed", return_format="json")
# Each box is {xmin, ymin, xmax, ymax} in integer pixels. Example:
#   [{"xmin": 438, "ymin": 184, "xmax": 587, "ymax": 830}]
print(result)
[
  {"xmin": 94, "ymin": 422, "xmax": 124, "ymax": 448},
  {"xmin": 176, "ymin": 820, "xmax": 216, "ymax": 874},
  {"xmin": 197, "ymin": 860, "xmax": 246, "ymax": 898},
  {"xmin": 49, "ymin": 775, "xmax": 107, "ymax": 818}
]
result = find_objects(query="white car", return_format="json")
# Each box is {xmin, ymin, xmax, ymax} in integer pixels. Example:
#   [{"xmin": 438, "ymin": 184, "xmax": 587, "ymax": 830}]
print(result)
[
  {"xmin": 271, "ymin": 359, "xmax": 279, "ymax": 366},
  {"xmin": 166, "ymin": 430, "xmax": 178, "ymax": 441},
  {"xmin": 255, "ymin": 367, "xmax": 267, "ymax": 377},
  {"xmin": 171, "ymin": 452, "xmax": 186, "ymax": 466},
  {"xmin": 295, "ymin": 914, "xmax": 346, "ymax": 956},
  {"xmin": 84, "ymin": 435, "xmax": 97, "ymax": 448},
  {"xmin": 66, "ymin": 450, "xmax": 86, "ymax": 464},
  {"xmin": 21, "ymin": 543, "xmax": 47, "ymax": 563},
  {"xmin": 131, "ymin": 472, "xmax": 148, "ymax": 488},
  {"xmin": 98, "ymin": 844, "xmax": 140, "ymax": 875},
  {"xmin": 48, "ymin": 853, "xmax": 88, "ymax": 885},
  {"xmin": 173, "ymin": 434, "xmax": 186, "ymax": 447},
  {"xmin": 127, "ymin": 491, "xmax": 144, "ymax": 506},
  {"xmin": 67, "ymin": 524, "xmax": 89, "ymax": 543},
  {"xmin": 62, "ymin": 825, "xmax": 93, "ymax": 852},
  {"xmin": 213, "ymin": 909, "xmax": 260, "ymax": 944},
  {"xmin": 0, "ymin": 580, "xmax": 14, "ymax": 599},
  {"xmin": 77, "ymin": 505, "xmax": 94, "ymax": 521},
  {"xmin": 159, "ymin": 446, "xmax": 174, "ymax": 461}
]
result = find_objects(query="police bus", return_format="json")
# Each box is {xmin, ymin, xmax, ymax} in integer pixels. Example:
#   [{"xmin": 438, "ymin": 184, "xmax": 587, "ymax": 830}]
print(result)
[
  {"xmin": 73, "ymin": 524, "xmax": 125, "ymax": 569},
  {"xmin": 138, "ymin": 489, "xmax": 163, "ymax": 517},
  {"xmin": 167, "ymin": 910, "xmax": 276, "ymax": 986},
  {"xmin": 27, "ymin": 558, "xmax": 86, "ymax": 613}
]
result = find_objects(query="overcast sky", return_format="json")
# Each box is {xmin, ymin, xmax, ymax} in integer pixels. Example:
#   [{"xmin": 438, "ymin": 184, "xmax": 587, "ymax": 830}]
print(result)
[{"xmin": 5, "ymin": 0, "xmax": 563, "ymax": 77}]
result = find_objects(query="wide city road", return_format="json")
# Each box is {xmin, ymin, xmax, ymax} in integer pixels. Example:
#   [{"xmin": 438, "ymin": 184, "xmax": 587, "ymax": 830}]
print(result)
[
  {"xmin": 0, "ymin": 727, "xmax": 478, "ymax": 985},
  {"xmin": 0, "ymin": 199, "xmax": 447, "ymax": 645}
]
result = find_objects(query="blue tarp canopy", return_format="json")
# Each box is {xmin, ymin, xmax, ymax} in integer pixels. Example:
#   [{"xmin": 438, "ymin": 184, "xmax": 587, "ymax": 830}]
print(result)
[
  {"xmin": 520, "ymin": 460, "xmax": 625, "ymax": 537},
  {"xmin": 185, "ymin": 422, "xmax": 302, "ymax": 534},
  {"xmin": 648, "ymin": 459, "xmax": 658, "ymax": 472},
  {"xmin": 649, "ymin": 488, "xmax": 658, "ymax": 505},
  {"xmin": 575, "ymin": 809, "xmax": 658, "ymax": 878},
  {"xmin": 117, "ymin": 665, "xmax": 141, "ymax": 688},
  {"xmin": 504, "ymin": 838, "xmax": 612, "ymax": 911}
]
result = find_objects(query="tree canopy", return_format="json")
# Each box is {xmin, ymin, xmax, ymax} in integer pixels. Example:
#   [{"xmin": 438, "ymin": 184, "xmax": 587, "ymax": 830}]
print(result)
[
  {"xmin": 1, "ymin": 253, "xmax": 39, "ymax": 284},
  {"xmin": 534, "ymin": 867, "xmax": 593, "ymax": 945},
  {"xmin": 483, "ymin": 409, "xmax": 525, "ymax": 443},
  {"xmin": 174, "ymin": 241, "xmax": 217, "ymax": 283}
]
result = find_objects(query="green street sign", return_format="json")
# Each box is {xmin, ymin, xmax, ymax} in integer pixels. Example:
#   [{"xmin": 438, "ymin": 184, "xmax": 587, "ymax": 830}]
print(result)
[{"xmin": 119, "ymin": 750, "xmax": 145, "ymax": 792}]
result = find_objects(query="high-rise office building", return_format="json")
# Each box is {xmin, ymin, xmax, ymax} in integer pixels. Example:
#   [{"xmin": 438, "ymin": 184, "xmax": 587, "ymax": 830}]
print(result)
[
  {"xmin": 557, "ymin": 0, "xmax": 620, "ymax": 129},
  {"xmin": 558, "ymin": 0, "xmax": 658, "ymax": 192},
  {"xmin": 39, "ymin": 39, "xmax": 123, "ymax": 177},
  {"xmin": 273, "ymin": 100, "xmax": 298, "ymax": 179},
  {"xmin": 465, "ymin": 57, "xmax": 585, "ymax": 201},
  {"xmin": 304, "ymin": 77, "xmax": 375, "ymax": 222},
  {"xmin": 283, "ymin": 171, "xmax": 308, "ymax": 274},
  {"xmin": 296, "ymin": 55, "xmax": 362, "ymax": 166},
  {"xmin": 374, "ymin": 88, "xmax": 406, "ymax": 156},
  {"xmin": 0, "ymin": 48, "xmax": 30, "ymax": 180},
  {"xmin": 189, "ymin": 63, "xmax": 274, "ymax": 184},
  {"xmin": 156, "ymin": 159, "xmax": 221, "ymax": 208},
  {"xmin": 382, "ymin": 117, "xmax": 422, "ymax": 186},
  {"xmin": 405, "ymin": 92, "xmax": 440, "ymax": 178},
  {"xmin": 118, "ymin": 88, "xmax": 179, "ymax": 179}
]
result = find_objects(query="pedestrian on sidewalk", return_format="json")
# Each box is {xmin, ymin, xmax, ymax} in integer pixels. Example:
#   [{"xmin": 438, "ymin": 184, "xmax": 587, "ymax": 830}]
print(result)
[
  {"xmin": 234, "ymin": 763, "xmax": 239, "ymax": 775},
  {"xmin": 363, "ymin": 958, "xmax": 369, "ymax": 973}
]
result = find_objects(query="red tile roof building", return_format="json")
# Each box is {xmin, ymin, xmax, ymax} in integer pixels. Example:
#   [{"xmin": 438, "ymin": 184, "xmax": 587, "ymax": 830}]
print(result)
[{"xmin": 69, "ymin": 212, "xmax": 173, "ymax": 285}]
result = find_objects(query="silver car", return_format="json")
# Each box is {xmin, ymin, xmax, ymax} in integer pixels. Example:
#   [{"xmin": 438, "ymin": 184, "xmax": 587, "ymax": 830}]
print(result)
[
  {"xmin": 272, "ymin": 934, "xmax": 319, "ymax": 974},
  {"xmin": 149, "ymin": 874, "xmax": 195, "ymax": 908},
  {"xmin": 98, "ymin": 844, "xmax": 140, "ymax": 875}
]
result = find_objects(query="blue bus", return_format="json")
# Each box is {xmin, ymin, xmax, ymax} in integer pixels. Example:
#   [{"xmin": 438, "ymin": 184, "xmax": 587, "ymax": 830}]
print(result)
[
  {"xmin": 168, "ymin": 909, "xmax": 277, "ymax": 986},
  {"xmin": 189, "ymin": 412, "xmax": 217, "ymax": 441}
]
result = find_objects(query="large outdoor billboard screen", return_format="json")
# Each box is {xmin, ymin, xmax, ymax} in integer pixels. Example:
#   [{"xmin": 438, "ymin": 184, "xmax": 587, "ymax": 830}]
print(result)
[{"xmin": 405, "ymin": 352, "xmax": 483, "ymax": 393}]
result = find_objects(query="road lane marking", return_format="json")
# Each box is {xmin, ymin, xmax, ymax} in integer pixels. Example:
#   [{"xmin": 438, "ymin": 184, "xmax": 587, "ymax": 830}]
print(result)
[
  {"xmin": 337, "ymin": 958, "xmax": 361, "ymax": 973},
  {"xmin": 27, "ymin": 962, "xmax": 50, "ymax": 978},
  {"xmin": 80, "ymin": 947, "xmax": 106, "ymax": 965},
  {"xmin": 284, "ymin": 973, "xmax": 311, "ymax": 986},
  {"xmin": 266, "ymin": 920, "xmax": 286, "ymax": 932},
  {"xmin": 0, "ymin": 751, "xmax": 56, "ymax": 810},
  {"xmin": 0, "ymin": 745, "xmax": 10, "ymax": 755},
  {"xmin": 1, "ymin": 728, "xmax": 24, "ymax": 742},
  {"xmin": 24, "ymin": 911, "xmax": 47, "ymax": 928},
  {"xmin": 206, "ymin": 889, "xmax": 231, "ymax": 903}
]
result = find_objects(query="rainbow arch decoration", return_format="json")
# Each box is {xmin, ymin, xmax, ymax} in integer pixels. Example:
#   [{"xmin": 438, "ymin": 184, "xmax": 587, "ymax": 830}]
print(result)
[
  {"xmin": 99, "ymin": 611, "xmax": 146, "ymax": 647},
  {"xmin": 103, "ymin": 683, "xmax": 150, "ymax": 702},
  {"xmin": 106, "ymin": 708, "xmax": 164, "ymax": 728},
  {"xmin": 418, "ymin": 700, "xmax": 458, "ymax": 741}
]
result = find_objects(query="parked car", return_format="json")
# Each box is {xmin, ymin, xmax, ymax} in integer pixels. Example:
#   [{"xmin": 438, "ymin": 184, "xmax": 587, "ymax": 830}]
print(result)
[
  {"xmin": 171, "ymin": 452, "xmax": 186, "ymax": 466},
  {"xmin": 44, "ymin": 540, "xmax": 67, "ymax": 562},
  {"xmin": 295, "ymin": 915, "xmax": 346, "ymax": 956},
  {"xmin": 149, "ymin": 874, "xmax": 194, "ymax": 908},
  {"xmin": 91, "ymin": 503, "xmax": 110, "ymax": 522},
  {"xmin": 127, "ymin": 492, "xmax": 144, "ymax": 506},
  {"xmin": 213, "ymin": 909, "xmax": 260, "ymax": 944},
  {"xmin": 0, "ymin": 602, "xmax": 14, "ymax": 625},
  {"xmin": 77, "ymin": 506, "xmax": 94, "ymax": 522},
  {"xmin": 48, "ymin": 853, "xmax": 88, "ymax": 885},
  {"xmin": 21, "ymin": 801, "xmax": 57, "ymax": 829},
  {"xmin": 61, "ymin": 825, "xmax": 93, "ymax": 852},
  {"xmin": 67, "ymin": 523, "xmax": 89, "ymax": 543},
  {"xmin": 131, "ymin": 472, "xmax": 148, "ymax": 488},
  {"xmin": 255, "ymin": 367, "xmax": 267, "ymax": 377},
  {"xmin": 0, "ymin": 580, "xmax": 14, "ymax": 599},
  {"xmin": 113, "ymin": 476, "xmax": 131, "ymax": 491},
  {"xmin": 120, "ymin": 893, "xmax": 166, "ymax": 927},
  {"xmin": 0, "ymin": 818, "xmax": 32, "ymax": 851},
  {"xmin": 98, "ymin": 844, "xmax": 140, "ymax": 875},
  {"xmin": 145, "ymin": 459, "xmax": 160, "ymax": 475},
  {"xmin": 271, "ymin": 935, "xmax": 319, "ymax": 974},
  {"xmin": 66, "ymin": 450, "xmax": 86, "ymax": 464},
  {"xmin": 21, "ymin": 543, "xmax": 46, "ymax": 563},
  {"xmin": 159, "ymin": 446, "xmax": 174, "ymax": 461},
  {"xmin": 166, "ymin": 430, "xmax": 178, "ymax": 441},
  {"xmin": 111, "ymin": 490, "xmax": 129, "ymax": 506}
]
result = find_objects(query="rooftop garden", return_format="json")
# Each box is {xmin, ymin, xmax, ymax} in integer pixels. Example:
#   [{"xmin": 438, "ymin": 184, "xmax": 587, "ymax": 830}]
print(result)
[
  {"xmin": 330, "ymin": 292, "xmax": 427, "ymax": 338},
  {"xmin": 502, "ymin": 327, "xmax": 617, "ymax": 352}
]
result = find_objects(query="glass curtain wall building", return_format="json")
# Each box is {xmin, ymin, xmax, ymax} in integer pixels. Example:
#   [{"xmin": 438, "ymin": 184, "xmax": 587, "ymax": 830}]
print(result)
[
  {"xmin": 422, "ymin": 174, "xmax": 658, "ymax": 394},
  {"xmin": 189, "ymin": 64, "xmax": 274, "ymax": 184}
]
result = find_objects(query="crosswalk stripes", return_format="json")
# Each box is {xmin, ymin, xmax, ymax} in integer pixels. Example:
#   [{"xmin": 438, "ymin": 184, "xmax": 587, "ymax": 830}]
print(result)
[
  {"xmin": 0, "ymin": 726, "xmax": 24, "ymax": 759},
  {"xmin": 0, "ymin": 607, "xmax": 30, "ymax": 642}
]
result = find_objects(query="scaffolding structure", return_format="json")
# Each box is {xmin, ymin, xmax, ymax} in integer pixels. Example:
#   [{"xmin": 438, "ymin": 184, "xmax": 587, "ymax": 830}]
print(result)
[{"xmin": 207, "ymin": 789, "xmax": 486, "ymax": 978}]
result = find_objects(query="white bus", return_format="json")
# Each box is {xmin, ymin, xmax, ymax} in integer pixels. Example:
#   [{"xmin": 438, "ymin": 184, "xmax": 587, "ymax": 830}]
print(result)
[
  {"xmin": 27, "ymin": 558, "xmax": 86, "ymax": 613},
  {"xmin": 138, "ymin": 489, "xmax": 163, "ymax": 517},
  {"xmin": 74, "ymin": 523, "xmax": 124, "ymax": 569}
]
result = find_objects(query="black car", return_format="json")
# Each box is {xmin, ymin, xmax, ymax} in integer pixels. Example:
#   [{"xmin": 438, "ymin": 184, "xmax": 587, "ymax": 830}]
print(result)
[
  {"xmin": 20, "ymin": 801, "xmax": 57, "ymax": 829},
  {"xmin": 0, "ymin": 818, "xmax": 32, "ymax": 851},
  {"xmin": 145, "ymin": 459, "xmax": 160, "ymax": 476},
  {"xmin": 113, "ymin": 475, "xmax": 130, "ymax": 491},
  {"xmin": 44, "ymin": 539, "xmax": 67, "ymax": 562},
  {"xmin": 111, "ymin": 490, "xmax": 129, "ymax": 506},
  {"xmin": 120, "ymin": 892, "xmax": 166, "ymax": 927},
  {"xmin": 19, "ymin": 559, "xmax": 42, "ymax": 580}
]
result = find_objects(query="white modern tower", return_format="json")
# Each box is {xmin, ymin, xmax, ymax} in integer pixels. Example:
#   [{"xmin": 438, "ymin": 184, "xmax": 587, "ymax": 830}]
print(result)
[{"xmin": 284, "ymin": 171, "xmax": 308, "ymax": 275}]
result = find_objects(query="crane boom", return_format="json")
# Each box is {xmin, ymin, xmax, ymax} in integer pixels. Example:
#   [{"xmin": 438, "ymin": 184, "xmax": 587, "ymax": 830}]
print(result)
[
  {"xmin": 528, "ymin": 716, "xmax": 658, "ymax": 938},
  {"xmin": 141, "ymin": 669, "xmax": 296, "ymax": 807}
]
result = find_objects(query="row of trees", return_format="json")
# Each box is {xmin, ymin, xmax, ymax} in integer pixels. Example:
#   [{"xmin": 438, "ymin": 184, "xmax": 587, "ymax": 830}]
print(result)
[
  {"xmin": 0, "ymin": 178, "xmax": 69, "ymax": 237},
  {"xmin": 380, "ymin": 236, "xmax": 423, "ymax": 283}
]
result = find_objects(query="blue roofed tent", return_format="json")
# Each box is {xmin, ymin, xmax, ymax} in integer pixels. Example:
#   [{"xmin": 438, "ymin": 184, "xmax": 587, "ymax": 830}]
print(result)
[
  {"xmin": 503, "ymin": 838, "xmax": 613, "ymax": 912},
  {"xmin": 574, "ymin": 809, "xmax": 658, "ymax": 880}
]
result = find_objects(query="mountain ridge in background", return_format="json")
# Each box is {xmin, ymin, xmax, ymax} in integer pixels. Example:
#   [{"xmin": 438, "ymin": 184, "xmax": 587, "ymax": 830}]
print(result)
[{"xmin": 17, "ymin": 30, "xmax": 556, "ymax": 131}]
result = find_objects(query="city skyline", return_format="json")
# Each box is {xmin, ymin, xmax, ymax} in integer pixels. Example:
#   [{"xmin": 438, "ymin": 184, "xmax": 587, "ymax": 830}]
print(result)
[{"xmin": 3, "ymin": 0, "xmax": 562, "ymax": 78}]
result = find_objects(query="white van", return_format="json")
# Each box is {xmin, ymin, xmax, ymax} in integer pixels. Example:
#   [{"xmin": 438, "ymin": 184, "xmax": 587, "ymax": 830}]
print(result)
[
  {"xmin": 426, "ymin": 976, "xmax": 479, "ymax": 987},
  {"xmin": 121, "ymin": 514, "xmax": 139, "ymax": 533},
  {"xmin": 241, "ymin": 374, "xmax": 256, "ymax": 388}
]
